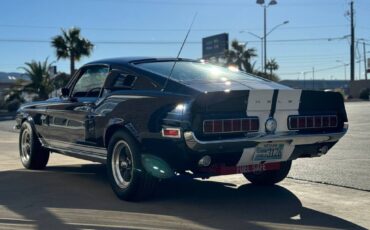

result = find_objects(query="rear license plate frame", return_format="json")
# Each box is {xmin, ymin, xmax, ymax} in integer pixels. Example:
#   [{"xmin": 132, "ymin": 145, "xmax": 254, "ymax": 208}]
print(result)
[{"xmin": 253, "ymin": 142, "xmax": 285, "ymax": 162}]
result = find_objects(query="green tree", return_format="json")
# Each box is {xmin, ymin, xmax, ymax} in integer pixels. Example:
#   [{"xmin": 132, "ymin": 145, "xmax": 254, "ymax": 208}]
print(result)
[
  {"xmin": 19, "ymin": 59, "xmax": 54, "ymax": 100},
  {"xmin": 255, "ymin": 71, "xmax": 280, "ymax": 82},
  {"xmin": 266, "ymin": 58, "xmax": 279, "ymax": 75},
  {"xmin": 51, "ymin": 27, "xmax": 94, "ymax": 76},
  {"xmin": 225, "ymin": 40, "xmax": 257, "ymax": 73}
]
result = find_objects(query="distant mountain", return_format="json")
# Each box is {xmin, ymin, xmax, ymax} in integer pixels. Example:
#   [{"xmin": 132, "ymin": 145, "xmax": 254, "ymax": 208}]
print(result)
[{"xmin": 0, "ymin": 72, "xmax": 30, "ymax": 84}]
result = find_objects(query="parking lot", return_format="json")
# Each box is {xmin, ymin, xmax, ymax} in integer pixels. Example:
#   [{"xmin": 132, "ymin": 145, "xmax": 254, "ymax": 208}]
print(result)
[{"xmin": 0, "ymin": 102, "xmax": 369, "ymax": 229}]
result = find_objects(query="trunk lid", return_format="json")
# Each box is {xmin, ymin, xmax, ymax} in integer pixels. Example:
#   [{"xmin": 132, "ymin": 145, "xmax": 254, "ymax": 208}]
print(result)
[{"xmin": 189, "ymin": 89, "xmax": 347, "ymax": 140}]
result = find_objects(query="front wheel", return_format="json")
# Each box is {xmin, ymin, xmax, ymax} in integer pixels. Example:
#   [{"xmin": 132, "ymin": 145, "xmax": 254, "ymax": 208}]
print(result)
[
  {"xmin": 243, "ymin": 160, "xmax": 292, "ymax": 185},
  {"xmin": 107, "ymin": 131, "xmax": 158, "ymax": 201},
  {"xmin": 19, "ymin": 121, "xmax": 50, "ymax": 169}
]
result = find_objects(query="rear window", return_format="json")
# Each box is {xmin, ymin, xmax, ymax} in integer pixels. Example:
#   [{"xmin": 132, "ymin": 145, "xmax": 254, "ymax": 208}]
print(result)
[{"xmin": 135, "ymin": 61, "xmax": 266, "ymax": 83}]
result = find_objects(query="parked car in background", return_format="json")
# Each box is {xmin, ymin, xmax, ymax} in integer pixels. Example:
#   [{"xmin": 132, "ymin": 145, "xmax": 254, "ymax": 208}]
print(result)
[{"xmin": 16, "ymin": 57, "xmax": 348, "ymax": 201}]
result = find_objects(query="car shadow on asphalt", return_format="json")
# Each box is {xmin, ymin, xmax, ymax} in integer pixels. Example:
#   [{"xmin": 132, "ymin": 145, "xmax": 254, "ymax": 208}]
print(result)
[{"xmin": 0, "ymin": 163, "xmax": 366, "ymax": 230}]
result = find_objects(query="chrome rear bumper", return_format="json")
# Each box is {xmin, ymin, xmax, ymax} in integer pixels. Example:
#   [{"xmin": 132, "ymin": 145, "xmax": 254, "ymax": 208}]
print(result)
[{"xmin": 184, "ymin": 124, "xmax": 348, "ymax": 152}]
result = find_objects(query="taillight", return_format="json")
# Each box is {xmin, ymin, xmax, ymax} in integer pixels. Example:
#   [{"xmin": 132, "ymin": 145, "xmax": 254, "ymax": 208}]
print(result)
[
  {"xmin": 203, "ymin": 118, "xmax": 259, "ymax": 134},
  {"xmin": 288, "ymin": 115, "xmax": 338, "ymax": 130}
]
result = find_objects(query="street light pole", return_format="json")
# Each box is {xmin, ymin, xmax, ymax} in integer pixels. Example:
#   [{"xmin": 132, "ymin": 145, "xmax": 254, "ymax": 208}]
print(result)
[
  {"xmin": 264, "ymin": 6, "xmax": 267, "ymax": 74},
  {"xmin": 257, "ymin": 0, "xmax": 278, "ymax": 74},
  {"xmin": 240, "ymin": 19, "xmax": 288, "ymax": 72},
  {"xmin": 363, "ymin": 41, "xmax": 367, "ymax": 80},
  {"xmin": 246, "ymin": 32, "xmax": 264, "ymax": 71},
  {"xmin": 350, "ymin": 0, "xmax": 355, "ymax": 81}
]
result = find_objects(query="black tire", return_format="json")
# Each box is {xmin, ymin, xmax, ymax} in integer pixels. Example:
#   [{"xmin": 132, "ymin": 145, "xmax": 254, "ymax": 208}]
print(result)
[
  {"xmin": 243, "ymin": 160, "xmax": 292, "ymax": 185},
  {"xmin": 19, "ymin": 121, "xmax": 50, "ymax": 169},
  {"xmin": 107, "ymin": 131, "xmax": 158, "ymax": 201}
]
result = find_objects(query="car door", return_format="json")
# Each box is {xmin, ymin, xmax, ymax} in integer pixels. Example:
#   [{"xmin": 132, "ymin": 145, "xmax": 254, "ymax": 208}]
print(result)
[{"xmin": 43, "ymin": 65, "xmax": 110, "ymax": 151}]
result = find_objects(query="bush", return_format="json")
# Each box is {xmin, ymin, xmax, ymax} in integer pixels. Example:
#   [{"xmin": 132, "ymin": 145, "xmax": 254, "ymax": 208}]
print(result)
[
  {"xmin": 359, "ymin": 88, "xmax": 370, "ymax": 100},
  {"xmin": 7, "ymin": 99, "xmax": 21, "ymax": 112}
]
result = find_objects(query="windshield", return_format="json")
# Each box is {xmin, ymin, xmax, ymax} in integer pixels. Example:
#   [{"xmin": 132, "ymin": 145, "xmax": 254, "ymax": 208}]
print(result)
[{"xmin": 136, "ymin": 61, "xmax": 266, "ymax": 83}]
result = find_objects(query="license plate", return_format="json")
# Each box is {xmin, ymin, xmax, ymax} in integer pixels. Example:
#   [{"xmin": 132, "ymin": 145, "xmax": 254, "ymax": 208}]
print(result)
[{"xmin": 253, "ymin": 142, "xmax": 285, "ymax": 162}]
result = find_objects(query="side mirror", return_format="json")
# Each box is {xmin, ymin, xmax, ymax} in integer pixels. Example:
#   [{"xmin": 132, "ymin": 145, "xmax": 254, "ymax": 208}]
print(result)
[{"xmin": 61, "ymin": 87, "xmax": 70, "ymax": 97}]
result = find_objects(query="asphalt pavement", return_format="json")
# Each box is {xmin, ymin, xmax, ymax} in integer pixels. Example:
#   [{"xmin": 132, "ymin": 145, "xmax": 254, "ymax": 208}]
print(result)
[
  {"xmin": 289, "ymin": 101, "xmax": 370, "ymax": 191},
  {"xmin": 0, "ymin": 102, "xmax": 369, "ymax": 229}
]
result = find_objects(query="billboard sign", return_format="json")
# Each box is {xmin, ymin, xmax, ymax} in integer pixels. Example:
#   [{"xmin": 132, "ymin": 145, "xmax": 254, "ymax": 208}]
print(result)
[{"xmin": 202, "ymin": 33, "xmax": 229, "ymax": 59}]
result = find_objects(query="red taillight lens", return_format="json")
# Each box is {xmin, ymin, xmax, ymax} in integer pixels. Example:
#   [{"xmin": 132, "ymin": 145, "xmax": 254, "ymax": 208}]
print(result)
[
  {"xmin": 289, "ymin": 115, "xmax": 338, "ymax": 130},
  {"xmin": 241, "ymin": 119, "xmax": 250, "ymax": 131},
  {"xmin": 203, "ymin": 121, "xmax": 213, "ymax": 133},
  {"xmin": 223, "ymin": 120, "xmax": 232, "ymax": 132},
  {"xmin": 306, "ymin": 117, "xmax": 314, "ymax": 128},
  {"xmin": 330, "ymin": 116, "xmax": 337, "ymax": 127},
  {"xmin": 203, "ymin": 118, "xmax": 259, "ymax": 134},
  {"xmin": 290, "ymin": 117, "xmax": 298, "ymax": 129},
  {"xmin": 298, "ymin": 117, "xmax": 306, "ymax": 128},
  {"xmin": 162, "ymin": 128, "xmax": 181, "ymax": 138},
  {"xmin": 232, "ymin": 119, "xmax": 241, "ymax": 132},
  {"xmin": 213, "ymin": 120, "xmax": 222, "ymax": 132},
  {"xmin": 322, "ymin": 116, "xmax": 329, "ymax": 127},
  {"xmin": 250, "ymin": 119, "xmax": 259, "ymax": 131}
]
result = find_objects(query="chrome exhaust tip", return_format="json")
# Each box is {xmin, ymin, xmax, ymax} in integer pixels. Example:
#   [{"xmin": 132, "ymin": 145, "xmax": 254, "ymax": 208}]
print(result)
[
  {"xmin": 198, "ymin": 155, "xmax": 212, "ymax": 167},
  {"xmin": 318, "ymin": 145, "xmax": 329, "ymax": 156}
]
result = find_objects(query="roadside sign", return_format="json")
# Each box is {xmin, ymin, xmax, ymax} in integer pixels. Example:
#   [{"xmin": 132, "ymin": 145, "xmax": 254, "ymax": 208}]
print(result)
[{"xmin": 202, "ymin": 33, "xmax": 229, "ymax": 59}]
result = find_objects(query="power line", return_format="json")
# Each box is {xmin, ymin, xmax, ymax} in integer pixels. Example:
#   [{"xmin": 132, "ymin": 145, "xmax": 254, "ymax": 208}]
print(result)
[
  {"xmin": 0, "ymin": 36, "xmax": 350, "ymax": 45},
  {"xmin": 0, "ymin": 24, "xmax": 351, "ymax": 32},
  {"xmin": 279, "ymin": 64, "xmax": 345, "ymax": 76}
]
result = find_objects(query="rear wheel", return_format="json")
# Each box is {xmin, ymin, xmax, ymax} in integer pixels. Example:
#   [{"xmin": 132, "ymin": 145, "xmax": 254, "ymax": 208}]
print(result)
[
  {"xmin": 243, "ymin": 160, "xmax": 292, "ymax": 185},
  {"xmin": 107, "ymin": 131, "xmax": 158, "ymax": 201},
  {"xmin": 19, "ymin": 121, "xmax": 50, "ymax": 169}
]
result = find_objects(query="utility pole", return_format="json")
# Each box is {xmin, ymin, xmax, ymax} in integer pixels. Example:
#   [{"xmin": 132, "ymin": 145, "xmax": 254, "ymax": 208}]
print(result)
[
  {"xmin": 350, "ymin": 0, "xmax": 355, "ymax": 81},
  {"xmin": 312, "ymin": 67, "xmax": 315, "ymax": 90},
  {"xmin": 363, "ymin": 41, "xmax": 367, "ymax": 80}
]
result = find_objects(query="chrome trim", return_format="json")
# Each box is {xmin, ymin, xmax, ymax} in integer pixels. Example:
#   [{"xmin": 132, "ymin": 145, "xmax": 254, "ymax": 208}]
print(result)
[
  {"xmin": 41, "ymin": 138, "xmax": 107, "ymax": 156},
  {"xmin": 46, "ymin": 145, "xmax": 106, "ymax": 163},
  {"xmin": 108, "ymin": 95, "xmax": 153, "ymax": 99},
  {"xmin": 184, "ymin": 124, "xmax": 348, "ymax": 151}
]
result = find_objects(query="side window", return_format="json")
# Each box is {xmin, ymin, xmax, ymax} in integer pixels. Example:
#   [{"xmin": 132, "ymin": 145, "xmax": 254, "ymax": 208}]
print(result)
[
  {"xmin": 133, "ymin": 75, "xmax": 159, "ymax": 90},
  {"xmin": 72, "ymin": 66, "xmax": 109, "ymax": 97},
  {"xmin": 112, "ymin": 74, "xmax": 137, "ymax": 89},
  {"xmin": 104, "ymin": 70, "xmax": 159, "ymax": 91}
]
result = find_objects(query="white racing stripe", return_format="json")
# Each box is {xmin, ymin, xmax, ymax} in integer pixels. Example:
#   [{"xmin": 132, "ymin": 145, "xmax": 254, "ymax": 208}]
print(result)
[
  {"xmin": 237, "ymin": 89, "xmax": 302, "ymax": 166},
  {"xmin": 246, "ymin": 90, "xmax": 274, "ymax": 132},
  {"xmin": 274, "ymin": 89, "xmax": 302, "ymax": 132}
]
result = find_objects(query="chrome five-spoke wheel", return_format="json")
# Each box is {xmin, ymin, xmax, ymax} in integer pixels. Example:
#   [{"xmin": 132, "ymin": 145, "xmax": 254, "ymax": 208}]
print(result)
[
  {"xmin": 107, "ymin": 131, "xmax": 158, "ymax": 201},
  {"xmin": 20, "ymin": 127, "xmax": 31, "ymax": 164},
  {"xmin": 112, "ymin": 140, "xmax": 134, "ymax": 189},
  {"xmin": 19, "ymin": 121, "xmax": 49, "ymax": 169}
]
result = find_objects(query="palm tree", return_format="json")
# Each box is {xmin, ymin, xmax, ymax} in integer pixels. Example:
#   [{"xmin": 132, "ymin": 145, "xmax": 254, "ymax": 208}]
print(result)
[
  {"xmin": 51, "ymin": 27, "xmax": 94, "ymax": 76},
  {"xmin": 225, "ymin": 40, "xmax": 257, "ymax": 73},
  {"xmin": 19, "ymin": 58, "xmax": 54, "ymax": 100},
  {"xmin": 266, "ymin": 58, "xmax": 279, "ymax": 75}
]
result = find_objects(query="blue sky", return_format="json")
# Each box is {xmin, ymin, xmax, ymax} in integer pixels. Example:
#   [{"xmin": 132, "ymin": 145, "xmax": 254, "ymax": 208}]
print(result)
[{"xmin": 0, "ymin": 0, "xmax": 369, "ymax": 80}]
